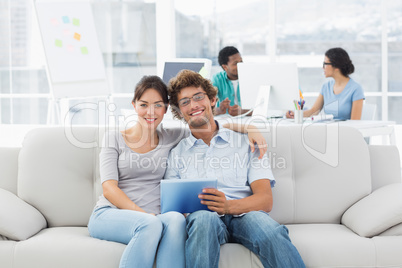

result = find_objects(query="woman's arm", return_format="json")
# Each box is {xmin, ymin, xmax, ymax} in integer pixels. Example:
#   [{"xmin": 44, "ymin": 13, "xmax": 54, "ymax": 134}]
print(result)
[
  {"xmin": 102, "ymin": 180, "xmax": 148, "ymax": 213},
  {"xmin": 350, "ymin": 99, "xmax": 364, "ymax": 120},
  {"xmin": 286, "ymin": 94, "xmax": 324, "ymax": 118},
  {"xmin": 222, "ymin": 123, "xmax": 267, "ymax": 159},
  {"xmin": 303, "ymin": 94, "xmax": 324, "ymax": 117}
]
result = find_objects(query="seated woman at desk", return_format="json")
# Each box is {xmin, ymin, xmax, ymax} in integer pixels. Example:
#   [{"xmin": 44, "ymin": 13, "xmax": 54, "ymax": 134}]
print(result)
[{"xmin": 287, "ymin": 47, "xmax": 365, "ymax": 120}]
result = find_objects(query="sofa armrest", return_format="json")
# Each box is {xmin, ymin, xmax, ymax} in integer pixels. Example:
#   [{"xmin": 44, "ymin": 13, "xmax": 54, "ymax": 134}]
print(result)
[
  {"xmin": 379, "ymin": 222, "xmax": 402, "ymax": 236},
  {"xmin": 0, "ymin": 188, "xmax": 47, "ymax": 241},
  {"xmin": 341, "ymin": 183, "xmax": 402, "ymax": 238}
]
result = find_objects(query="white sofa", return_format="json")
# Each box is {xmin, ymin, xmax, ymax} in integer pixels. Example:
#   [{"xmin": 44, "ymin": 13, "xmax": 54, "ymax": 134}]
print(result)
[{"xmin": 1, "ymin": 124, "xmax": 402, "ymax": 268}]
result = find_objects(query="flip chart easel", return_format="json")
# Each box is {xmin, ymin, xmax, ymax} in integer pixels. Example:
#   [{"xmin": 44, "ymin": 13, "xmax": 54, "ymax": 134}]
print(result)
[{"xmin": 34, "ymin": 1, "xmax": 110, "ymax": 124}]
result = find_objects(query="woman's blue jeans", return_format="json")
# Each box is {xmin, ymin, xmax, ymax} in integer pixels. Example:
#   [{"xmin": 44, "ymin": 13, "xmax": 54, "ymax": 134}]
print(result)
[
  {"xmin": 88, "ymin": 207, "xmax": 186, "ymax": 268},
  {"xmin": 185, "ymin": 210, "xmax": 305, "ymax": 268}
]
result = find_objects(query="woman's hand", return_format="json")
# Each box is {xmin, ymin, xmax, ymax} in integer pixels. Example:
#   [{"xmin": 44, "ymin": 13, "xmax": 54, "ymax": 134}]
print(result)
[
  {"xmin": 246, "ymin": 126, "xmax": 267, "ymax": 159},
  {"xmin": 286, "ymin": 110, "xmax": 294, "ymax": 118}
]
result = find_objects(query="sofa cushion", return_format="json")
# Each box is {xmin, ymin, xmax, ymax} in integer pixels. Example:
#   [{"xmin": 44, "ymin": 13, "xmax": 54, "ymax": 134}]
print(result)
[
  {"xmin": 13, "ymin": 227, "xmax": 124, "ymax": 268},
  {"xmin": 287, "ymin": 224, "xmax": 376, "ymax": 268},
  {"xmin": 342, "ymin": 183, "xmax": 402, "ymax": 238},
  {"xmin": 379, "ymin": 223, "xmax": 402, "ymax": 236},
  {"xmin": 0, "ymin": 240, "xmax": 16, "ymax": 268},
  {"xmin": 219, "ymin": 243, "xmax": 263, "ymax": 268},
  {"xmin": 0, "ymin": 188, "xmax": 46, "ymax": 241},
  {"xmin": 372, "ymin": 236, "xmax": 402, "ymax": 267}
]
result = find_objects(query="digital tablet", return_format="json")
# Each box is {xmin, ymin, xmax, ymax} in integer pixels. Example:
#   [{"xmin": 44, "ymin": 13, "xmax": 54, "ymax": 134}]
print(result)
[{"xmin": 160, "ymin": 179, "xmax": 218, "ymax": 214}]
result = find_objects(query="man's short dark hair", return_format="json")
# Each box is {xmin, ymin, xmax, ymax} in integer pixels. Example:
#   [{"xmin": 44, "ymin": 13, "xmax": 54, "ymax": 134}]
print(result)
[{"xmin": 218, "ymin": 46, "xmax": 239, "ymax": 66}]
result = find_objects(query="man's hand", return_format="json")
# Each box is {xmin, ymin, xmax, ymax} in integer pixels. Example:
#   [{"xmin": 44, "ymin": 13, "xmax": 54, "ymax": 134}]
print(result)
[
  {"xmin": 199, "ymin": 188, "xmax": 229, "ymax": 215},
  {"xmin": 246, "ymin": 126, "xmax": 268, "ymax": 159},
  {"xmin": 228, "ymin": 104, "xmax": 242, "ymax": 116}
]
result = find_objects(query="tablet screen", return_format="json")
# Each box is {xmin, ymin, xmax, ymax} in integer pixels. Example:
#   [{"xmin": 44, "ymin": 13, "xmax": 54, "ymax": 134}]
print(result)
[{"xmin": 160, "ymin": 179, "xmax": 218, "ymax": 214}]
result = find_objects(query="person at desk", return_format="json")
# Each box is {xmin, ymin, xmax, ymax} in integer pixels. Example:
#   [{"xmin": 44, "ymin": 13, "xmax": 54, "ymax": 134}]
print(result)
[
  {"xmin": 287, "ymin": 47, "xmax": 365, "ymax": 120},
  {"xmin": 212, "ymin": 46, "xmax": 244, "ymax": 116}
]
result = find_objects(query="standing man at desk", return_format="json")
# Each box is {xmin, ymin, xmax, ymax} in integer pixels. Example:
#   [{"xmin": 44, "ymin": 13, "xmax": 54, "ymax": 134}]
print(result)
[
  {"xmin": 166, "ymin": 70, "xmax": 305, "ymax": 268},
  {"xmin": 212, "ymin": 46, "xmax": 244, "ymax": 116}
]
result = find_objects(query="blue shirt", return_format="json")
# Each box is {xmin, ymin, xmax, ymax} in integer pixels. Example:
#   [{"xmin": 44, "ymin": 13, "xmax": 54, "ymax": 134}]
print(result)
[
  {"xmin": 212, "ymin": 71, "xmax": 242, "ymax": 108},
  {"xmin": 320, "ymin": 78, "xmax": 365, "ymax": 120},
  {"xmin": 164, "ymin": 121, "xmax": 275, "ymax": 201}
]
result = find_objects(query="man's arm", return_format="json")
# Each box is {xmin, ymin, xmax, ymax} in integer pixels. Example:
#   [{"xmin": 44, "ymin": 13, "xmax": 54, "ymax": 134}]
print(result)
[
  {"xmin": 199, "ymin": 179, "xmax": 273, "ymax": 215},
  {"xmin": 222, "ymin": 123, "xmax": 268, "ymax": 159}
]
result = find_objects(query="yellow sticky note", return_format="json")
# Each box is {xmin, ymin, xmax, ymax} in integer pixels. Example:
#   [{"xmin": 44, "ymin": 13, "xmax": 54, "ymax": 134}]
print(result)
[
  {"xmin": 81, "ymin": 47, "xmax": 88, "ymax": 55},
  {"xmin": 74, "ymin": 33, "xmax": 81, "ymax": 41},
  {"xmin": 55, "ymin": 39, "xmax": 63, "ymax": 47},
  {"xmin": 198, "ymin": 66, "xmax": 207, "ymax": 78}
]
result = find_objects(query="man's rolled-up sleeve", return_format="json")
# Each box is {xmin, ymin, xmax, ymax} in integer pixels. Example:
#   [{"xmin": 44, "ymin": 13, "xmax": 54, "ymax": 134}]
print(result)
[{"xmin": 247, "ymin": 148, "xmax": 276, "ymax": 188}]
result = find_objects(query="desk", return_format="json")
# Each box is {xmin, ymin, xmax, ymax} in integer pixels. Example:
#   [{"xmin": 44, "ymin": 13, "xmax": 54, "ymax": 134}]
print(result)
[
  {"xmin": 214, "ymin": 116, "xmax": 397, "ymax": 146},
  {"xmin": 339, "ymin": 120, "xmax": 396, "ymax": 145},
  {"xmin": 119, "ymin": 112, "xmax": 397, "ymax": 145}
]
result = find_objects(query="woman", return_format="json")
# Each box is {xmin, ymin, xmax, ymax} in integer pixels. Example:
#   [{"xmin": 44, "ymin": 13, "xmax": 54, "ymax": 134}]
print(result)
[
  {"xmin": 88, "ymin": 75, "xmax": 267, "ymax": 268},
  {"xmin": 287, "ymin": 47, "xmax": 365, "ymax": 120}
]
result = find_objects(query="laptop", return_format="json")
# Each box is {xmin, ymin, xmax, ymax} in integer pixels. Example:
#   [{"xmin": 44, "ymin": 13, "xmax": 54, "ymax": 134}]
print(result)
[{"xmin": 160, "ymin": 179, "xmax": 218, "ymax": 213}]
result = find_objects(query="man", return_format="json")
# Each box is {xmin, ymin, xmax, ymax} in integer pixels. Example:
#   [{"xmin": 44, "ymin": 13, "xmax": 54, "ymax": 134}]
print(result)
[
  {"xmin": 166, "ymin": 70, "xmax": 305, "ymax": 268},
  {"xmin": 212, "ymin": 46, "xmax": 243, "ymax": 116}
]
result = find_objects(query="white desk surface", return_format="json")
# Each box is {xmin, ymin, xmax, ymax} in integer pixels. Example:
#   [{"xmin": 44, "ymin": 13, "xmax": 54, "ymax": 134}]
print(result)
[
  {"xmin": 214, "ymin": 116, "xmax": 397, "ymax": 145},
  {"xmin": 148, "ymin": 113, "xmax": 396, "ymax": 145}
]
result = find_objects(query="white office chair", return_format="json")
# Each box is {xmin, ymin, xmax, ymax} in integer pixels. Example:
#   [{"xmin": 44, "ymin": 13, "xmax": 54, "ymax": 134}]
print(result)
[
  {"xmin": 361, "ymin": 103, "xmax": 377, "ymax": 144},
  {"xmin": 361, "ymin": 103, "xmax": 376, "ymax": 120}
]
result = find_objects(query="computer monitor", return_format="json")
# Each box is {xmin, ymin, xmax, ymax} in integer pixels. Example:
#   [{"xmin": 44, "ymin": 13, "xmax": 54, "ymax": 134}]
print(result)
[
  {"xmin": 162, "ymin": 58, "xmax": 212, "ymax": 84},
  {"xmin": 238, "ymin": 62, "xmax": 299, "ymax": 117}
]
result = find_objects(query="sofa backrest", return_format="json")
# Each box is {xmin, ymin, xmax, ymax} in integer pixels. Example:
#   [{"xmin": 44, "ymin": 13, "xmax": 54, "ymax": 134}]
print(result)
[
  {"xmin": 18, "ymin": 127, "xmax": 103, "ymax": 227},
  {"xmin": 368, "ymin": 145, "xmax": 401, "ymax": 191},
  {"xmin": 0, "ymin": 147, "xmax": 20, "ymax": 195},
  {"xmin": 15, "ymin": 124, "xmax": 392, "ymax": 227},
  {"xmin": 265, "ymin": 124, "xmax": 372, "ymax": 224}
]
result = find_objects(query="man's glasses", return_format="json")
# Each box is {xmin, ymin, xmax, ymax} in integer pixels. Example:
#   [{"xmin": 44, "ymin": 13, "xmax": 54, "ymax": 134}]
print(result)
[
  {"xmin": 323, "ymin": 62, "xmax": 332, "ymax": 68},
  {"xmin": 178, "ymin": 92, "xmax": 207, "ymax": 107}
]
